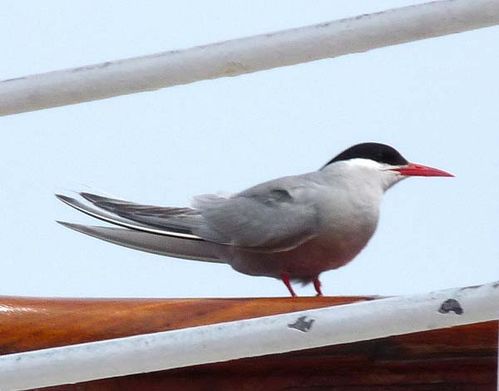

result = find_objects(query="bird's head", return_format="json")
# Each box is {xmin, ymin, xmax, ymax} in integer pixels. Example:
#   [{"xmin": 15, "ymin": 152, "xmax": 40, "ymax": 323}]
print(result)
[{"xmin": 322, "ymin": 142, "xmax": 453, "ymax": 191}]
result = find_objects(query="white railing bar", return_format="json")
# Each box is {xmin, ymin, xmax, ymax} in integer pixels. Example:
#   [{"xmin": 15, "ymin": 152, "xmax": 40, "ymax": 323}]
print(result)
[
  {"xmin": 0, "ymin": 281, "xmax": 497, "ymax": 390},
  {"xmin": 1, "ymin": 0, "xmax": 499, "ymax": 116}
]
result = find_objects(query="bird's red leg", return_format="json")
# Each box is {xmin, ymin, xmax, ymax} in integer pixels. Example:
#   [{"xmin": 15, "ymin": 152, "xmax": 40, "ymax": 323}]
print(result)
[
  {"xmin": 313, "ymin": 277, "xmax": 323, "ymax": 297},
  {"xmin": 280, "ymin": 273, "xmax": 297, "ymax": 297}
]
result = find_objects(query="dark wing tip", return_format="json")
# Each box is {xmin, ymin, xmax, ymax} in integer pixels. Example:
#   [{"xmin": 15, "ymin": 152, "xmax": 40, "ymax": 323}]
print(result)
[
  {"xmin": 80, "ymin": 192, "xmax": 104, "ymax": 203},
  {"xmin": 55, "ymin": 193, "xmax": 77, "ymax": 205},
  {"xmin": 80, "ymin": 192, "xmax": 131, "ymax": 207}
]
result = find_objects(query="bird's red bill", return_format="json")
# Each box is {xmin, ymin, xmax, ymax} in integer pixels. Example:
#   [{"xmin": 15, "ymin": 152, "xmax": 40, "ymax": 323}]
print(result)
[{"xmin": 394, "ymin": 163, "xmax": 454, "ymax": 177}]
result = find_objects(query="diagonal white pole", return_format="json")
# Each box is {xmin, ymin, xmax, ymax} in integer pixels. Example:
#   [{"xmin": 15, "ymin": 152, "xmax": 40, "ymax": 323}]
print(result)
[
  {"xmin": 0, "ymin": 281, "xmax": 497, "ymax": 390},
  {"xmin": 1, "ymin": 0, "xmax": 499, "ymax": 116}
]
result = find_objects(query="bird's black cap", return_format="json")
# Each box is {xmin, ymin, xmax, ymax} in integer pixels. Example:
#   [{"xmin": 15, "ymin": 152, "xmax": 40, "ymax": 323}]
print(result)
[{"xmin": 322, "ymin": 142, "xmax": 409, "ymax": 168}]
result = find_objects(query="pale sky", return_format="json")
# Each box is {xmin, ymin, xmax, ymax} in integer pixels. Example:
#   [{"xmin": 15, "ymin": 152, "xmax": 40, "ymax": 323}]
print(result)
[{"xmin": 1, "ymin": 1, "xmax": 498, "ymax": 298}]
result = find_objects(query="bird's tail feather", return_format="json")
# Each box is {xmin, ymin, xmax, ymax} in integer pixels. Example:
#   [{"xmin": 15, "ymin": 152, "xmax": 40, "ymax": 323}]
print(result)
[{"xmin": 57, "ymin": 221, "xmax": 226, "ymax": 264}]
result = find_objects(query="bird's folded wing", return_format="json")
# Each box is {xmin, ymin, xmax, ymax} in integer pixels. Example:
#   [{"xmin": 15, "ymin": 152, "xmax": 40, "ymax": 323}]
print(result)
[
  {"xmin": 59, "ymin": 182, "xmax": 320, "ymax": 253},
  {"xmin": 191, "ymin": 185, "xmax": 319, "ymax": 251},
  {"xmin": 56, "ymin": 194, "xmax": 201, "ymax": 240},
  {"xmin": 79, "ymin": 193, "xmax": 202, "ymax": 235}
]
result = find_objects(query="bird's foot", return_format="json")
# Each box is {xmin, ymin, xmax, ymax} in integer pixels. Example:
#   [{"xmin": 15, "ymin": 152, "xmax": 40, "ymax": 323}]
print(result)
[
  {"xmin": 313, "ymin": 277, "xmax": 323, "ymax": 297},
  {"xmin": 280, "ymin": 273, "xmax": 297, "ymax": 297}
]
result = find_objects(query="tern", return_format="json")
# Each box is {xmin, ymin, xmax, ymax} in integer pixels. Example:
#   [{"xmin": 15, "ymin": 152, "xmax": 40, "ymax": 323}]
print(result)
[{"xmin": 57, "ymin": 142, "xmax": 453, "ymax": 296}]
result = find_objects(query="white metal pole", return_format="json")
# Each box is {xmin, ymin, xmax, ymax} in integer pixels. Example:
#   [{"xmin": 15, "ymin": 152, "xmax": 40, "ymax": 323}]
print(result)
[
  {"xmin": 1, "ymin": 0, "xmax": 499, "ymax": 116},
  {"xmin": 0, "ymin": 281, "xmax": 497, "ymax": 390}
]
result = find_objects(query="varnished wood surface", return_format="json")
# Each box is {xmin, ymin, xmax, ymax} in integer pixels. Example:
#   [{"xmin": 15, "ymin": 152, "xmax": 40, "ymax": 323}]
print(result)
[
  {"xmin": 1, "ymin": 296, "xmax": 496, "ymax": 390},
  {"xmin": 0, "ymin": 295, "xmax": 372, "ymax": 354}
]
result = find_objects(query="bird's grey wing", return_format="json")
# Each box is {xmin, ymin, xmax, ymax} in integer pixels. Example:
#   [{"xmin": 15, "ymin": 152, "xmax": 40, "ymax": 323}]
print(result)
[
  {"xmin": 61, "ymin": 178, "xmax": 319, "ymax": 252},
  {"xmin": 78, "ymin": 192, "xmax": 204, "ymax": 235},
  {"xmin": 192, "ymin": 178, "xmax": 319, "ymax": 251},
  {"xmin": 56, "ymin": 194, "xmax": 201, "ymax": 240}
]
